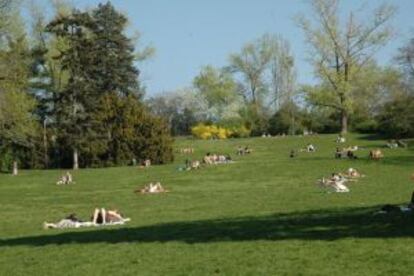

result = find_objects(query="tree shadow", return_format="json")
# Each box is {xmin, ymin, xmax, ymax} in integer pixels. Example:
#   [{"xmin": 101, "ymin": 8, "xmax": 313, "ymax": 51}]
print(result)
[
  {"xmin": 380, "ymin": 156, "xmax": 414, "ymax": 167},
  {"xmin": 357, "ymin": 133, "xmax": 386, "ymax": 141},
  {"xmin": 2, "ymin": 206, "xmax": 414, "ymax": 247}
]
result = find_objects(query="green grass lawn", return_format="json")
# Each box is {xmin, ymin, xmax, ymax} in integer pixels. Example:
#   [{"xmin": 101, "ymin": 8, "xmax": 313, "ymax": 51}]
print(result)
[{"xmin": 1, "ymin": 134, "xmax": 414, "ymax": 275}]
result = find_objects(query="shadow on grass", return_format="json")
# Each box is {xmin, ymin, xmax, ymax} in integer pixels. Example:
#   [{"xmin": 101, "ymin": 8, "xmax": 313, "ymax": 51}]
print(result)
[
  {"xmin": 357, "ymin": 133, "xmax": 386, "ymax": 141},
  {"xmin": 379, "ymin": 156, "xmax": 414, "ymax": 167},
  {"xmin": 2, "ymin": 206, "xmax": 414, "ymax": 247}
]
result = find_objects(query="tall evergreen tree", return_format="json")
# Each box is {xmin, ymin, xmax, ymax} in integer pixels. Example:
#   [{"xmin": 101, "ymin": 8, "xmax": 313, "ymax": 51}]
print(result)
[
  {"xmin": 44, "ymin": 2, "xmax": 173, "ymax": 168},
  {"xmin": 46, "ymin": 11, "xmax": 102, "ymax": 169},
  {"xmin": 90, "ymin": 2, "xmax": 141, "ymax": 97}
]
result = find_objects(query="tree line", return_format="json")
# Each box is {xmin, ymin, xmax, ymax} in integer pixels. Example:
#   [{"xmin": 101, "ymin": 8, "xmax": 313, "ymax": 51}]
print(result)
[
  {"xmin": 147, "ymin": 0, "xmax": 413, "ymax": 139},
  {"xmin": 0, "ymin": 1, "xmax": 173, "ymax": 173},
  {"xmin": 1, "ymin": 0, "xmax": 413, "ymax": 173}
]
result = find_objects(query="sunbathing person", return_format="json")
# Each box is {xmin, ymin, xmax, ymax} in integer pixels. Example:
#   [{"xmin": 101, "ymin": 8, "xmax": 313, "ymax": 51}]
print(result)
[
  {"xmin": 346, "ymin": 150, "xmax": 358, "ymax": 159},
  {"xmin": 319, "ymin": 176, "xmax": 349, "ymax": 193},
  {"xmin": 136, "ymin": 182, "xmax": 168, "ymax": 194},
  {"xmin": 56, "ymin": 171, "xmax": 74, "ymax": 185},
  {"xmin": 184, "ymin": 159, "xmax": 200, "ymax": 170},
  {"xmin": 306, "ymin": 144, "xmax": 315, "ymax": 152},
  {"xmin": 180, "ymin": 147, "xmax": 194, "ymax": 154},
  {"xmin": 203, "ymin": 154, "xmax": 213, "ymax": 165},
  {"xmin": 344, "ymin": 168, "xmax": 364, "ymax": 178},
  {"xmin": 386, "ymin": 140, "xmax": 399, "ymax": 149},
  {"xmin": 43, "ymin": 213, "xmax": 87, "ymax": 229},
  {"xmin": 44, "ymin": 209, "xmax": 130, "ymax": 229},
  {"xmin": 92, "ymin": 208, "xmax": 130, "ymax": 225},
  {"xmin": 143, "ymin": 159, "xmax": 151, "ymax": 167},
  {"xmin": 336, "ymin": 135, "xmax": 346, "ymax": 143},
  {"xmin": 335, "ymin": 147, "xmax": 343, "ymax": 159},
  {"xmin": 190, "ymin": 160, "xmax": 201, "ymax": 169},
  {"xmin": 369, "ymin": 149, "xmax": 384, "ymax": 160}
]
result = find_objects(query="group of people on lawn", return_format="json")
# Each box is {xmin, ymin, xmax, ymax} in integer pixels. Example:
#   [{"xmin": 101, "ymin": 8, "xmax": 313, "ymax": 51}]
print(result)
[{"xmin": 46, "ymin": 133, "xmax": 412, "ymax": 229}]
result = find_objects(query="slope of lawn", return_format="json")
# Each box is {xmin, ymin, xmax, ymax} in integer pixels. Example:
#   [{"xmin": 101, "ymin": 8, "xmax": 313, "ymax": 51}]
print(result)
[{"xmin": 1, "ymin": 134, "xmax": 414, "ymax": 275}]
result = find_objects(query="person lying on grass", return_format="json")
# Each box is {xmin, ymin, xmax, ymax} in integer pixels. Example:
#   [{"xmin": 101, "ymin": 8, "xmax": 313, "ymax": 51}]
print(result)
[
  {"xmin": 318, "ymin": 173, "xmax": 350, "ymax": 193},
  {"xmin": 386, "ymin": 140, "xmax": 399, "ymax": 149},
  {"xmin": 299, "ymin": 144, "xmax": 315, "ymax": 153},
  {"xmin": 43, "ymin": 208, "xmax": 130, "ymax": 229},
  {"xmin": 136, "ymin": 182, "xmax": 168, "ymax": 194},
  {"xmin": 335, "ymin": 147, "xmax": 358, "ymax": 159},
  {"xmin": 179, "ymin": 147, "xmax": 194, "ymax": 154},
  {"xmin": 203, "ymin": 153, "xmax": 233, "ymax": 165},
  {"xmin": 343, "ymin": 168, "xmax": 364, "ymax": 179}
]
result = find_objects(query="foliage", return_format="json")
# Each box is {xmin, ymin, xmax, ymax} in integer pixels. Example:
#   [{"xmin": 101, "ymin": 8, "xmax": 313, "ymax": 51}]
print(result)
[
  {"xmin": 147, "ymin": 88, "xmax": 211, "ymax": 136},
  {"xmin": 0, "ymin": 23, "xmax": 39, "ymax": 172},
  {"xmin": 193, "ymin": 65, "xmax": 237, "ymax": 120},
  {"xmin": 297, "ymin": 0, "xmax": 396, "ymax": 133},
  {"xmin": 40, "ymin": 3, "xmax": 174, "ymax": 168},
  {"xmin": 396, "ymin": 37, "xmax": 414, "ymax": 86},
  {"xmin": 191, "ymin": 123, "xmax": 249, "ymax": 139},
  {"xmin": 191, "ymin": 123, "xmax": 230, "ymax": 140},
  {"xmin": 268, "ymin": 101, "xmax": 304, "ymax": 135},
  {"xmin": 377, "ymin": 94, "xmax": 414, "ymax": 138}
]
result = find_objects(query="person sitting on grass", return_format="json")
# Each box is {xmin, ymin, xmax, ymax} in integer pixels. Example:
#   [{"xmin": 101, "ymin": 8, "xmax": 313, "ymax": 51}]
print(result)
[
  {"xmin": 185, "ymin": 159, "xmax": 200, "ymax": 170},
  {"xmin": 336, "ymin": 135, "xmax": 346, "ymax": 143},
  {"xmin": 56, "ymin": 171, "xmax": 74, "ymax": 185},
  {"xmin": 143, "ymin": 159, "xmax": 151, "ymax": 167},
  {"xmin": 244, "ymin": 146, "xmax": 252, "ymax": 154},
  {"xmin": 335, "ymin": 147, "xmax": 343, "ymax": 159},
  {"xmin": 290, "ymin": 149, "xmax": 297, "ymax": 158},
  {"xmin": 369, "ymin": 149, "xmax": 384, "ymax": 160},
  {"xmin": 191, "ymin": 160, "xmax": 201, "ymax": 169},
  {"xmin": 346, "ymin": 149, "xmax": 358, "ymax": 159},
  {"xmin": 306, "ymin": 143, "xmax": 315, "ymax": 152}
]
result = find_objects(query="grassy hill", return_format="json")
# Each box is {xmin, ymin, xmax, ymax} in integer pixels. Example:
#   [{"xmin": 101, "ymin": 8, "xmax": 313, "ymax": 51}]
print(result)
[{"xmin": 1, "ymin": 134, "xmax": 414, "ymax": 275}]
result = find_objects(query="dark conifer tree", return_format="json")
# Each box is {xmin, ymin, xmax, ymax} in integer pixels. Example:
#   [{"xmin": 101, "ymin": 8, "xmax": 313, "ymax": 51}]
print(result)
[{"xmin": 46, "ymin": 11, "xmax": 103, "ymax": 169}]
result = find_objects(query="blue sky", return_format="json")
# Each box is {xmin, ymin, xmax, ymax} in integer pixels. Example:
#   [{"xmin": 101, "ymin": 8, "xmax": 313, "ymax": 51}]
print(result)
[{"xmin": 33, "ymin": 0, "xmax": 414, "ymax": 96}]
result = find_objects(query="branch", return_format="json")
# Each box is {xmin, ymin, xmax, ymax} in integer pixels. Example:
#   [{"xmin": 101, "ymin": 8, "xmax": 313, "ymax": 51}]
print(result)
[{"xmin": 318, "ymin": 58, "xmax": 339, "ymax": 91}]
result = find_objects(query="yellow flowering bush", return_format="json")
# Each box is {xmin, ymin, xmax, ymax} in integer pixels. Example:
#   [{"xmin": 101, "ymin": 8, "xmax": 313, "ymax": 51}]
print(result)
[{"xmin": 191, "ymin": 123, "xmax": 250, "ymax": 139}]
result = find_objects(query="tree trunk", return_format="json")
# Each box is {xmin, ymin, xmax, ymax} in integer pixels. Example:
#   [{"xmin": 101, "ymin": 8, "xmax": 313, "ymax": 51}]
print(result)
[
  {"xmin": 73, "ymin": 148, "xmax": 79, "ymax": 170},
  {"xmin": 341, "ymin": 111, "xmax": 348, "ymax": 134},
  {"xmin": 43, "ymin": 119, "xmax": 49, "ymax": 168},
  {"xmin": 12, "ymin": 161, "xmax": 18, "ymax": 176}
]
